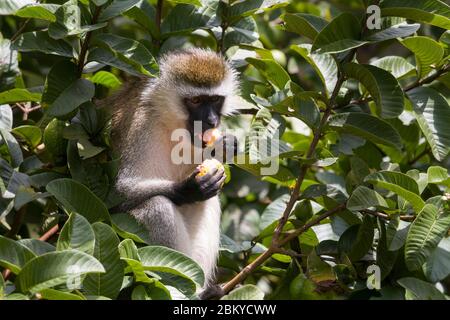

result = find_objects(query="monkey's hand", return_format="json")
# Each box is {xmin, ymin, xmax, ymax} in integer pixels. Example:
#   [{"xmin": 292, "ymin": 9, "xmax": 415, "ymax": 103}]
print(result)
[
  {"xmin": 212, "ymin": 134, "xmax": 238, "ymax": 162},
  {"xmin": 173, "ymin": 159, "xmax": 226, "ymax": 205}
]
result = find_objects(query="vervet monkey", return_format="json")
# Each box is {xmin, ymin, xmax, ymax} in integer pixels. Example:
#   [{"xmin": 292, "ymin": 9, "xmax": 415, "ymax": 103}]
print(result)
[{"xmin": 106, "ymin": 48, "xmax": 239, "ymax": 296}]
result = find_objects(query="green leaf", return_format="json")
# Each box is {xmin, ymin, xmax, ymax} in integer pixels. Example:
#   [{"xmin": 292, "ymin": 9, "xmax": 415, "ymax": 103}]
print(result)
[
  {"xmin": 111, "ymin": 213, "xmax": 151, "ymax": 244},
  {"xmin": 246, "ymin": 58, "xmax": 290, "ymax": 90},
  {"xmin": 131, "ymin": 282, "xmax": 171, "ymax": 300},
  {"xmin": 371, "ymin": 56, "xmax": 415, "ymax": 79},
  {"xmin": 291, "ymin": 44, "xmax": 338, "ymax": 97},
  {"xmin": 18, "ymin": 239, "xmax": 55, "ymax": 256},
  {"xmin": 15, "ymin": 4, "xmax": 59, "ymax": 22},
  {"xmin": 138, "ymin": 246, "xmax": 205, "ymax": 288},
  {"xmin": 365, "ymin": 22, "xmax": 420, "ymax": 42},
  {"xmin": 16, "ymin": 250, "xmax": 104, "ymax": 294},
  {"xmin": 221, "ymin": 284, "xmax": 265, "ymax": 300},
  {"xmin": 347, "ymin": 186, "xmax": 389, "ymax": 211},
  {"xmin": 11, "ymin": 125, "xmax": 42, "ymax": 149},
  {"xmin": 427, "ymin": 166, "xmax": 449, "ymax": 184},
  {"xmin": 380, "ymin": 0, "xmax": 450, "ymax": 30},
  {"xmin": 223, "ymin": 17, "xmax": 259, "ymax": 49},
  {"xmin": 397, "ymin": 277, "xmax": 446, "ymax": 300},
  {"xmin": 400, "ymin": 37, "xmax": 444, "ymax": 79},
  {"xmin": 281, "ymin": 13, "xmax": 328, "ymax": 40},
  {"xmin": 47, "ymin": 79, "xmax": 95, "ymax": 118},
  {"xmin": 0, "ymin": 272, "xmax": 4, "ymax": 298},
  {"xmin": 160, "ymin": 4, "xmax": 210, "ymax": 37},
  {"xmin": 405, "ymin": 204, "xmax": 450, "ymax": 271},
  {"xmin": 312, "ymin": 13, "xmax": 366, "ymax": 54},
  {"xmin": 377, "ymin": 219, "xmax": 399, "ymax": 280},
  {"xmin": 328, "ymin": 113, "xmax": 402, "ymax": 149},
  {"xmin": 343, "ymin": 63, "xmax": 404, "ymax": 118},
  {"xmin": 0, "ymin": 105, "xmax": 13, "ymax": 130},
  {"xmin": 339, "ymin": 215, "xmax": 374, "ymax": 261},
  {"xmin": 83, "ymin": 223, "xmax": 125, "ymax": 299},
  {"xmin": 92, "ymin": 34, "xmax": 157, "ymax": 75},
  {"xmin": 90, "ymin": 71, "xmax": 122, "ymax": 89},
  {"xmin": 56, "ymin": 213, "xmax": 95, "ymax": 254},
  {"xmin": 0, "ymin": 88, "xmax": 41, "ymax": 104},
  {"xmin": 423, "ymin": 237, "xmax": 450, "ymax": 283},
  {"xmin": 307, "ymin": 250, "xmax": 336, "ymax": 282},
  {"xmin": 0, "ymin": 235, "xmax": 35, "ymax": 274},
  {"xmin": 408, "ymin": 87, "xmax": 450, "ymax": 161},
  {"xmin": 39, "ymin": 288, "xmax": 84, "ymax": 300},
  {"xmin": 46, "ymin": 178, "xmax": 110, "ymax": 223},
  {"xmin": 123, "ymin": 0, "xmax": 157, "ymax": 37},
  {"xmin": 99, "ymin": 0, "xmax": 141, "ymax": 21},
  {"xmin": 364, "ymin": 171, "xmax": 425, "ymax": 212},
  {"xmin": 260, "ymin": 194, "xmax": 290, "ymax": 230},
  {"xmin": 43, "ymin": 119, "xmax": 67, "ymax": 159},
  {"xmin": 12, "ymin": 31, "xmax": 74, "ymax": 58},
  {"xmin": 0, "ymin": 0, "xmax": 35, "ymax": 15},
  {"xmin": 0, "ymin": 128, "xmax": 24, "ymax": 167},
  {"xmin": 41, "ymin": 60, "xmax": 78, "ymax": 107}
]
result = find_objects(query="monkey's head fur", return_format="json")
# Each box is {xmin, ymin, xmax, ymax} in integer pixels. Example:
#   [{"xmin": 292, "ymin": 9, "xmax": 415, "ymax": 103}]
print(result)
[{"xmin": 144, "ymin": 48, "xmax": 239, "ymax": 144}]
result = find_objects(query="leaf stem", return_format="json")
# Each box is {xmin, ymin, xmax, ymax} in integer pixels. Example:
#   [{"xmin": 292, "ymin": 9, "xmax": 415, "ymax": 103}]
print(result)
[
  {"xmin": 153, "ymin": 0, "xmax": 164, "ymax": 49},
  {"xmin": 77, "ymin": 6, "xmax": 103, "ymax": 77}
]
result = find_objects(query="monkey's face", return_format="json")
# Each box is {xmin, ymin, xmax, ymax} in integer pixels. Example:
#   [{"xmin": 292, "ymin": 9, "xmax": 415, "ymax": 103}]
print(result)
[{"xmin": 183, "ymin": 94, "xmax": 225, "ymax": 147}]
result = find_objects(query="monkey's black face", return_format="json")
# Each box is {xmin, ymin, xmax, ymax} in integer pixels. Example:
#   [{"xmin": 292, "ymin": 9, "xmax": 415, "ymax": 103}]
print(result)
[{"xmin": 183, "ymin": 95, "xmax": 225, "ymax": 146}]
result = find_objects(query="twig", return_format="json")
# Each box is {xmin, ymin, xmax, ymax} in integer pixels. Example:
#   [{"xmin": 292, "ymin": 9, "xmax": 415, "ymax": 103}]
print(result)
[
  {"xmin": 363, "ymin": 209, "xmax": 415, "ymax": 222},
  {"xmin": 408, "ymin": 146, "xmax": 431, "ymax": 165},
  {"xmin": 77, "ymin": 6, "xmax": 103, "ymax": 77},
  {"xmin": 5, "ymin": 206, "xmax": 27, "ymax": 239},
  {"xmin": 221, "ymin": 204, "xmax": 346, "ymax": 294},
  {"xmin": 404, "ymin": 65, "xmax": 450, "ymax": 92},
  {"xmin": 153, "ymin": 0, "xmax": 164, "ymax": 49},
  {"xmin": 14, "ymin": 103, "xmax": 41, "ymax": 121}
]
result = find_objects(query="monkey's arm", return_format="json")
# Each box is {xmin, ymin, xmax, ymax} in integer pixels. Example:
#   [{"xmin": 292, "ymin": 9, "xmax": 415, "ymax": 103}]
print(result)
[{"xmin": 115, "ymin": 166, "xmax": 225, "ymax": 211}]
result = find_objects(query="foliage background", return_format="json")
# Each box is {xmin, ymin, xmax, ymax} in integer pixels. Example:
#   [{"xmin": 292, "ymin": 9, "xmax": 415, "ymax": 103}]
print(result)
[{"xmin": 1, "ymin": 0, "xmax": 450, "ymax": 300}]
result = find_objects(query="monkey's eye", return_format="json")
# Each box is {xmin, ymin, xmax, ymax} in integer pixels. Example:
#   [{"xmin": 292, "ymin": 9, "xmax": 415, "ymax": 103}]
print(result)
[
  {"xmin": 188, "ymin": 97, "xmax": 201, "ymax": 105},
  {"xmin": 210, "ymin": 95, "xmax": 220, "ymax": 102}
]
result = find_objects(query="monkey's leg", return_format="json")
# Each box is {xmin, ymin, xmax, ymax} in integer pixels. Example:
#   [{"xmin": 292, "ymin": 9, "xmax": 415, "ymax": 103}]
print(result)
[{"xmin": 129, "ymin": 195, "xmax": 191, "ymax": 254}]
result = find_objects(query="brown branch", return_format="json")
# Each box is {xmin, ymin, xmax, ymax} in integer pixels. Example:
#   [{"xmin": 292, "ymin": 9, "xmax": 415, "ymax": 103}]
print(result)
[
  {"xmin": 77, "ymin": 6, "xmax": 102, "ymax": 77},
  {"xmin": 5, "ymin": 205, "xmax": 27, "ymax": 239},
  {"xmin": 153, "ymin": 0, "xmax": 164, "ymax": 49},
  {"xmin": 404, "ymin": 64, "xmax": 450, "ymax": 92},
  {"xmin": 363, "ymin": 209, "xmax": 415, "ymax": 222}
]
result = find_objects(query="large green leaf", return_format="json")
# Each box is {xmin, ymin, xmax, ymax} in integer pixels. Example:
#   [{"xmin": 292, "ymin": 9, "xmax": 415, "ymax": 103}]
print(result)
[
  {"xmin": 0, "ymin": 88, "xmax": 41, "ymax": 104},
  {"xmin": 328, "ymin": 113, "xmax": 402, "ymax": 149},
  {"xmin": 138, "ymin": 246, "xmax": 205, "ymax": 288},
  {"xmin": 221, "ymin": 284, "xmax": 265, "ymax": 300},
  {"xmin": 338, "ymin": 215, "xmax": 374, "ymax": 261},
  {"xmin": 11, "ymin": 125, "xmax": 42, "ymax": 149},
  {"xmin": 41, "ymin": 60, "xmax": 78, "ymax": 107},
  {"xmin": 291, "ymin": 44, "xmax": 338, "ymax": 97},
  {"xmin": 47, "ymin": 79, "xmax": 95, "ymax": 117},
  {"xmin": 46, "ymin": 178, "xmax": 110, "ymax": 223},
  {"xmin": 397, "ymin": 277, "xmax": 446, "ymax": 300},
  {"xmin": 0, "ymin": 235, "xmax": 35, "ymax": 274},
  {"xmin": 83, "ymin": 223, "xmax": 125, "ymax": 299},
  {"xmin": 347, "ymin": 186, "xmax": 388, "ymax": 211},
  {"xmin": 380, "ymin": 0, "xmax": 450, "ymax": 30},
  {"xmin": 160, "ymin": 4, "xmax": 210, "ymax": 37},
  {"xmin": 0, "ymin": 105, "xmax": 13, "ymax": 130},
  {"xmin": 111, "ymin": 213, "xmax": 151, "ymax": 244},
  {"xmin": 281, "ymin": 13, "xmax": 328, "ymax": 40},
  {"xmin": 98, "ymin": 0, "xmax": 141, "ymax": 21},
  {"xmin": 246, "ymin": 58, "xmax": 290, "ymax": 90},
  {"xmin": 12, "ymin": 31, "xmax": 74, "ymax": 57},
  {"xmin": 260, "ymin": 194, "xmax": 290, "ymax": 230},
  {"xmin": 312, "ymin": 13, "xmax": 366, "ymax": 54},
  {"xmin": 56, "ymin": 213, "xmax": 95, "ymax": 254},
  {"xmin": 131, "ymin": 282, "xmax": 171, "ymax": 300},
  {"xmin": 228, "ymin": 0, "xmax": 288, "ymax": 20},
  {"xmin": 0, "ymin": 0, "xmax": 35, "ymax": 15},
  {"xmin": 0, "ymin": 128, "xmax": 24, "ymax": 167},
  {"xmin": 14, "ymin": 4, "xmax": 59, "ymax": 22},
  {"xmin": 423, "ymin": 237, "xmax": 450, "ymax": 283},
  {"xmin": 364, "ymin": 171, "xmax": 425, "ymax": 212},
  {"xmin": 39, "ymin": 288, "xmax": 84, "ymax": 300},
  {"xmin": 400, "ymin": 37, "xmax": 444, "ymax": 78},
  {"xmin": 371, "ymin": 56, "xmax": 415, "ymax": 79},
  {"xmin": 377, "ymin": 219, "xmax": 399, "ymax": 280},
  {"xmin": 92, "ymin": 34, "xmax": 157, "ymax": 75},
  {"xmin": 18, "ymin": 239, "xmax": 55, "ymax": 256},
  {"xmin": 365, "ymin": 22, "xmax": 420, "ymax": 42},
  {"xmin": 405, "ymin": 204, "xmax": 450, "ymax": 271},
  {"xmin": 90, "ymin": 71, "xmax": 122, "ymax": 89},
  {"xmin": 407, "ymin": 87, "xmax": 450, "ymax": 161},
  {"xmin": 343, "ymin": 63, "xmax": 404, "ymax": 118},
  {"xmin": 16, "ymin": 250, "xmax": 104, "ymax": 294}
]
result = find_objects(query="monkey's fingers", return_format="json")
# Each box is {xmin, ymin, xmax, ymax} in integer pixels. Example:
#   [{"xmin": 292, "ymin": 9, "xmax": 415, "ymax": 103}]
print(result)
[{"xmin": 202, "ymin": 167, "xmax": 225, "ymax": 189}]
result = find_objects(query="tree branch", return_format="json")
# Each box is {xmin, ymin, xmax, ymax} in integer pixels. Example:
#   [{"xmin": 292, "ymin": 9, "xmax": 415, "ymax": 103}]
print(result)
[
  {"xmin": 153, "ymin": 0, "xmax": 164, "ymax": 49},
  {"xmin": 77, "ymin": 6, "xmax": 102, "ymax": 77},
  {"xmin": 404, "ymin": 64, "xmax": 450, "ymax": 92}
]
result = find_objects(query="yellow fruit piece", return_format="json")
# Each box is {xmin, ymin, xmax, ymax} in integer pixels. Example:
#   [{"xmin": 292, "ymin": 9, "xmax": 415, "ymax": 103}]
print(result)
[
  {"xmin": 203, "ymin": 128, "xmax": 221, "ymax": 147},
  {"xmin": 196, "ymin": 159, "xmax": 224, "ymax": 177}
]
